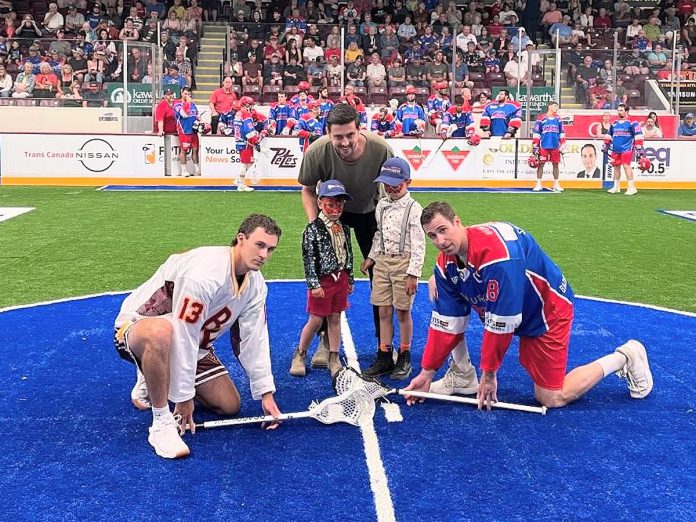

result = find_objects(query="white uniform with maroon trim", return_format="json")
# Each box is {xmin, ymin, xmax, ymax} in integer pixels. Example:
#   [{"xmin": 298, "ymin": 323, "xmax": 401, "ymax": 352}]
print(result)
[{"xmin": 115, "ymin": 246, "xmax": 275, "ymax": 403}]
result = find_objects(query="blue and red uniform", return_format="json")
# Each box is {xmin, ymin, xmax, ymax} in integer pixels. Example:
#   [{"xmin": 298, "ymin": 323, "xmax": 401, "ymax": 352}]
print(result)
[
  {"xmin": 426, "ymin": 95, "xmax": 451, "ymax": 127},
  {"xmin": 233, "ymin": 108, "xmax": 262, "ymax": 164},
  {"xmin": 395, "ymin": 102, "xmax": 427, "ymax": 135},
  {"xmin": 532, "ymin": 115, "xmax": 566, "ymax": 164},
  {"xmin": 290, "ymin": 94, "xmax": 315, "ymax": 108},
  {"xmin": 442, "ymin": 106, "xmax": 475, "ymax": 138},
  {"xmin": 607, "ymin": 119, "xmax": 644, "ymax": 166},
  {"xmin": 316, "ymin": 99, "xmax": 335, "ymax": 132},
  {"xmin": 217, "ymin": 110, "xmax": 236, "ymax": 136},
  {"xmin": 268, "ymin": 102, "xmax": 294, "ymax": 135},
  {"xmin": 370, "ymin": 113, "xmax": 397, "ymax": 137},
  {"xmin": 480, "ymin": 101, "xmax": 522, "ymax": 137},
  {"xmin": 295, "ymin": 112, "xmax": 324, "ymax": 152},
  {"xmin": 423, "ymin": 222, "xmax": 574, "ymax": 390},
  {"xmin": 173, "ymin": 100, "xmax": 200, "ymax": 150},
  {"xmin": 339, "ymin": 95, "xmax": 368, "ymax": 128}
]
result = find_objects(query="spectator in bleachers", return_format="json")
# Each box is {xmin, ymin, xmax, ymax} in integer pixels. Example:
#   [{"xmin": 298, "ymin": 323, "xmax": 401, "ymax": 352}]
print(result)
[
  {"xmin": 11, "ymin": 62, "xmax": 35, "ymax": 98},
  {"xmin": 366, "ymin": 52, "xmax": 386, "ymax": 88},
  {"xmin": 579, "ymin": 6, "xmax": 594, "ymax": 29},
  {"xmin": 427, "ymin": 49, "xmax": 449, "ymax": 86},
  {"xmin": 643, "ymin": 16, "xmax": 661, "ymax": 43},
  {"xmin": 171, "ymin": 48, "xmax": 192, "ymax": 86},
  {"xmin": 307, "ymin": 56, "xmax": 326, "ymax": 86},
  {"xmin": 68, "ymin": 47, "xmax": 88, "ymax": 81},
  {"xmin": 82, "ymin": 79, "xmax": 107, "ymax": 107},
  {"xmin": 405, "ymin": 54, "xmax": 427, "ymax": 87},
  {"xmin": 33, "ymin": 61, "xmax": 60, "ymax": 97},
  {"xmin": 46, "ymin": 49, "xmax": 63, "ymax": 74},
  {"xmin": 432, "ymin": 11, "xmax": 450, "ymax": 35},
  {"xmin": 325, "ymin": 54, "xmax": 342, "ymax": 86},
  {"xmin": 146, "ymin": 0, "xmax": 165, "ymax": 20},
  {"xmin": 588, "ymin": 77, "xmax": 608, "ymax": 109},
  {"xmin": 499, "ymin": 2, "xmax": 518, "ymax": 26},
  {"xmin": 418, "ymin": 25, "xmax": 437, "ymax": 54},
  {"xmin": 623, "ymin": 49, "xmax": 649, "ymax": 75},
  {"xmin": 242, "ymin": 51, "xmax": 262, "ymax": 88},
  {"xmin": 283, "ymin": 54, "xmax": 305, "ymax": 86},
  {"xmin": 614, "ymin": 2, "xmax": 633, "ymax": 29},
  {"xmin": 247, "ymin": 38, "xmax": 263, "ymax": 62},
  {"xmin": 264, "ymin": 35, "xmax": 285, "ymax": 61},
  {"xmin": 646, "ymin": 44, "xmax": 668, "ymax": 73},
  {"xmin": 345, "ymin": 54, "xmax": 366, "ymax": 86},
  {"xmin": 397, "ymin": 15, "xmax": 417, "ymax": 41},
  {"xmin": 438, "ymin": 25, "xmax": 453, "ymax": 50},
  {"xmin": 285, "ymin": 37, "xmax": 301, "ymax": 64},
  {"xmin": 128, "ymin": 46, "xmax": 148, "ymax": 82},
  {"xmin": 594, "ymin": 8, "xmax": 612, "ymax": 30},
  {"xmin": 42, "ymin": 3, "xmax": 64, "ymax": 35},
  {"xmin": 85, "ymin": 49, "xmax": 106, "ymax": 83},
  {"xmin": 359, "ymin": 12, "xmax": 376, "ymax": 36},
  {"xmin": 56, "ymin": 61, "xmax": 73, "ymax": 91},
  {"xmin": 362, "ymin": 25, "xmax": 380, "ymax": 57},
  {"xmin": 286, "ymin": 6, "xmax": 307, "ymax": 35},
  {"xmin": 141, "ymin": 18, "xmax": 159, "ymax": 42},
  {"xmin": 264, "ymin": 53, "xmax": 284, "ymax": 87},
  {"xmin": 105, "ymin": 50, "xmax": 123, "ymax": 82},
  {"xmin": 380, "ymin": 24, "xmax": 399, "ymax": 61},
  {"xmin": 487, "ymin": 14, "xmax": 504, "ymax": 38},
  {"xmin": 315, "ymin": 3, "xmax": 334, "ymax": 24},
  {"xmin": 404, "ymin": 40, "xmax": 423, "ymax": 63},
  {"xmin": 492, "ymin": 28, "xmax": 510, "ymax": 53},
  {"xmin": 504, "ymin": 53, "xmax": 530, "ymax": 87},
  {"xmin": 679, "ymin": 0, "xmax": 695, "ymax": 19},
  {"xmin": 50, "ymin": 29, "xmax": 73, "ymax": 56},
  {"xmin": 540, "ymin": 3, "xmax": 562, "ymax": 41},
  {"xmin": 119, "ymin": 17, "xmax": 140, "ymax": 41},
  {"xmin": 598, "ymin": 59, "xmax": 613, "ymax": 82},
  {"xmin": 168, "ymin": 0, "xmax": 185, "ymax": 20},
  {"xmin": 483, "ymin": 48, "xmax": 500, "ymax": 73},
  {"xmin": 15, "ymin": 14, "xmax": 43, "ymax": 39},
  {"xmin": 325, "ymin": 26, "xmax": 340, "ymax": 49},
  {"xmin": 162, "ymin": 11, "xmax": 182, "ymax": 43},
  {"xmin": 163, "ymin": 63, "xmax": 186, "ymax": 88},
  {"xmin": 86, "ymin": 5, "xmax": 102, "ymax": 30},
  {"xmin": 682, "ymin": 19, "xmax": 696, "ymax": 48},
  {"xmin": 388, "ymin": 57, "xmax": 407, "ymax": 88},
  {"xmin": 576, "ymin": 54, "xmax": 599, "ymax": 105},
  {"xmin": 0, "ymin": 64, "xmax": 12, "ymax": 97},
  {"xmin": 81, "ymin": 21, "xmax": 97, "ymax": 43},
  {"xmin": 344, "ymin": 23, "xmax": 360, "ymax": 47},
  {"xmin": 344, "ymin": 39, "xmax": 363, "ymax": 65},
  {"xmin": 549, "ymin": 15, "xmax": 573, "ymax": 46},
  {"xmin": 678, "ymin": 112, "xmax": 696, "ymax": 138},
  {"xmin": 160, "ymin": 29, "xmax": 176, "ymax": 61},
  {"xmin": 303, "ymin": 37, "xmax": 324, "ymax": 63},
  {"xmin": 141, "ymin": 62, "xmax": 154, "ymax": 84},
  {"xmin": 510, "ymin": 27, "xmax": 532, "ymax": 52},
  {"xmin": 472, "ymin": 91, "xmax": 490, "ymax": 113}
]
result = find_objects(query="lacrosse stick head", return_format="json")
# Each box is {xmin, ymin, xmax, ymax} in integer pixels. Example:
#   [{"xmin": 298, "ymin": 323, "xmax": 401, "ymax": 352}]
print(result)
[
  {"xmin": 332, "ymin": 366, "xmax": 391, "ymax": 401},
  {"xmin": 309, "ymin": 386, "xmax": 375, "ymax": 426}
]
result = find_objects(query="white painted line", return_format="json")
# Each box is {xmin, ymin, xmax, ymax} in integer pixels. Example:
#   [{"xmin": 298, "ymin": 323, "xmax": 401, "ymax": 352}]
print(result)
[
  {"xmin": 341, "ymin": 313, "xmax": 396, "ymax": 522},
  {"xmin": 0, "ymin": 207, "xmax": 35, "ymax": 223}
]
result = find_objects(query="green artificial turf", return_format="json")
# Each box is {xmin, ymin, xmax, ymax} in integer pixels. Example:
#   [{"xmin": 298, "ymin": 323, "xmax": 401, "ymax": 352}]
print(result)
[{"xmin": 1, "ymin": 186, "xmax": 695, "ymax": 311}]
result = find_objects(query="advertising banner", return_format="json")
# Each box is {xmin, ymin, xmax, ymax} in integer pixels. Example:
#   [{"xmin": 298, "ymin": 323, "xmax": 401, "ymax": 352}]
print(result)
[
  {"xmin": 0, "ymin": 107, "xmax": 122, "ymax": 133},
  {"xmin": 107, "ymin": 83, "xmax": 180, "ymax": 115},
  {"xmin": 562, "ymin": 113, "xmax": 679, "ymax": 139},
  {"xmin": 0, "ymin": 134, "xmax": 165, "ymax": 177},
  {"xmin": 516, "ymin": 139, "xmax": 606, "ymax": 181},
  {"xmin": 387, "ymin": 138, "xmax": 483, "ymax": 181},
  {"xmin": 494, "ymin": 87, "xmax": 556, "ymax": 116}
]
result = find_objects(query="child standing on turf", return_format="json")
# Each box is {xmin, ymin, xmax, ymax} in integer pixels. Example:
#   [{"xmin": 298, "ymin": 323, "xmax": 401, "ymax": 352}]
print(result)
[
  {"xmin": 361, "ymin": 158, "xmax": 425, "ymax": 380},
  {"xmin": 290, "ymin": 180, "xmax": 354, "ymax": 378}
]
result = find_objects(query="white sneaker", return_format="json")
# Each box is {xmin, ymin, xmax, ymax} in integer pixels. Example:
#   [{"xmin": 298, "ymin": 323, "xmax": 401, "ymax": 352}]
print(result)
[
  {"xmin": 236, "ymin": 183, "xmax": 254, "ymax": 192},
  {"xmin": 607, "ymin": 186, "xmax": 620, "ymax": 194},
  {"xmin": 552, "ymin": 183, "xmax": 564, "ymax": 192},
  {"xmin": 533, "ymin": 183, "xmax": 543, "ymax": 192},
  {"xmin": 430, "ymin": 361, "xmax": 479, "ymax": 395},
  {"xmin": 625, "ymin": 186, "xmax": 638, "ymax": 196},
  {"xmin": 131, "ymin": 368, "xmax": 151, "ymax": 410},
  {"xmin": 148, "ymin": 415, "xmax": 190, "ymax": 459},
  {"xmin": 615, "ymin": 340, "xmax": 653, "ymax": 399}
]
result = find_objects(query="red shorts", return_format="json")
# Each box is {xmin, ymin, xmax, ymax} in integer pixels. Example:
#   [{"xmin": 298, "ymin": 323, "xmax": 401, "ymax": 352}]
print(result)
[
  {"xmin": 178, "ymin": 133, "xmax": 199, "ymax": 151},
  {"xmin": 307, "ymin": 271, "xmax": 350, "ymax": 317},
  {"xmin": 611, "ymin": 151, "xmax": 633, "ymax": 166},
  {"xmin": 239, "ymin": 146, "xmax": 254, "ymax": 164},
  {"xmin": 518, "ymin": 306, "xmax": 574, "ymax": 390},
  {"xmin": 539, "ymin": 148, "xmax": 561, "ymax": 164}
]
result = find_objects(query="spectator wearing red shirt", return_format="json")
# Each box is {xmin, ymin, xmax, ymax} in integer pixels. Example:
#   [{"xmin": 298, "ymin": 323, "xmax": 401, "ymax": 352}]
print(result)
[
  {"xmin": 154, "ymin": 88, "xmax": 177, "ymax": 136},
  {"xmin": 208, "ymin": 76, "xmax": 238, "ymax": 134},
  {"xmin": 678, "ymin": 0, "xmax": 695, "ymax": 18},
  {"xmin": 594, "ymin": 8, "xmax": 612, "ymax": 29}
]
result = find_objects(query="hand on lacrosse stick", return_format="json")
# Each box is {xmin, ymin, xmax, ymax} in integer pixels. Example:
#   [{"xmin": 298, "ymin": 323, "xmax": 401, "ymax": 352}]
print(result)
[
  {"xmin": 477, "ymin": 371, "xmax": 499, "ymax": 411},
  {"xmin": 174, "ymin": 399, "xmax": 196, "ymax": 435},
  {"xmin": 261, "ymin": 392, "xmax": 282, "ymax": 430},
  {"xmin": 402, "ymin": 369, "xmax": 435, "ymax": 406}
]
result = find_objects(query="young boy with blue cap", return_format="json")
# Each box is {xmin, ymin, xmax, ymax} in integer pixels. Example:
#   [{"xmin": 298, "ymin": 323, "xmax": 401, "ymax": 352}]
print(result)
[
  {"xmin": 291, "ymin": 179, "xmax": 355, "ymax": 378},
  {"xmin": 360, "ymin": 158, "xmax": 426, "ymax": 379}
]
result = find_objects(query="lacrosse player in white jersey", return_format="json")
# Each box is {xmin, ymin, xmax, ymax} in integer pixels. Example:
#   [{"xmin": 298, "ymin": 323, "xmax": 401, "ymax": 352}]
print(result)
[{"xmin": 114, "ymin": 214, "xmax": 283, "ymax": 459}]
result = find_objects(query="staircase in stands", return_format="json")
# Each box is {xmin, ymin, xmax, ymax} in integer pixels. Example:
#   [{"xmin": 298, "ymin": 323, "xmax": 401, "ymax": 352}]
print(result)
[{"xmin": 193, "ymin": 23, "xmax": 227, "ymax": 106}]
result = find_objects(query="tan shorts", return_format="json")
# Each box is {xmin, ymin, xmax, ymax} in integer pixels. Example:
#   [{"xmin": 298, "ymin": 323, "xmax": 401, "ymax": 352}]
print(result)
[{"xmin": 370, "ymin": 254, "xmax": 414, "ymax": 311}]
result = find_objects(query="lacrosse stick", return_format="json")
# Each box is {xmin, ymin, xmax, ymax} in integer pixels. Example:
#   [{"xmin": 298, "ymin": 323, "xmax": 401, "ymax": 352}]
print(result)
[
  {"xmin": 333, "ymin": 367, "xmax": 547, "ymax": 415},
  {"xmin": 248, "ymin": 136, "xmax": 270, "ymax": 185},
  {"xmin": 189, "ymin": 386, "xmax": 375, "ymax": 430}
]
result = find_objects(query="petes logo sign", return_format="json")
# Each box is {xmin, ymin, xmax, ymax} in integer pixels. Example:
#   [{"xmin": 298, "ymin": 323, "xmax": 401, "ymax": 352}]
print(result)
[{"xmin": 403, "ymin": 146, "xmax": 430, "ymax": 170}]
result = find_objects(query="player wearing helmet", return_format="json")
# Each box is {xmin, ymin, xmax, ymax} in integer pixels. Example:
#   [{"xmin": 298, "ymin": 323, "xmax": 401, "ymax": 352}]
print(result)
[
  {"xmin": 426, "ymin": 81, "xmax": 451, "ymax": 136},
  {"xmin": 395, "ymin": 85, "xmax": 427, "ymax": 136}
]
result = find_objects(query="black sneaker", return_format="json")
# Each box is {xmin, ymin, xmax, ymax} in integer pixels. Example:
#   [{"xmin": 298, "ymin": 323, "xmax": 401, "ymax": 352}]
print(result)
[
  {"xmin": 390, "ymin": 351, "xmax": 412, "ymax": 380},
  {"xmin": 362, "ymin": 350, "xmax": 395, "ymax": 378}
]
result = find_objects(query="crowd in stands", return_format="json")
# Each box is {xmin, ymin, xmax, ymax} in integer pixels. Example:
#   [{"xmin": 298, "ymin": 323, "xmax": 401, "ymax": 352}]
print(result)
[{"xmin": 2, "ymin": 0, "xmax": 696, "ymax": 113}]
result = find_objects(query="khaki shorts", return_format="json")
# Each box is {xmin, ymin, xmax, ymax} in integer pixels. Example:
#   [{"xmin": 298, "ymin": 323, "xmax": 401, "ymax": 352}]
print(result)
[{"xmin": 370, "ymin": 254, "xmax": 414, "ymax": 311}]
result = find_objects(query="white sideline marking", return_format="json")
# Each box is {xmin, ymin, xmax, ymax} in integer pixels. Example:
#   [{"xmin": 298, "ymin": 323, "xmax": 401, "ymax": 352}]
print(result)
[
  {"xmin": 0, "ymin": 207, "xmax": 35, "ymax": 223},
  {"xmin": 341, "ymin": 314, "xmax": 396, "ymax": 522}
]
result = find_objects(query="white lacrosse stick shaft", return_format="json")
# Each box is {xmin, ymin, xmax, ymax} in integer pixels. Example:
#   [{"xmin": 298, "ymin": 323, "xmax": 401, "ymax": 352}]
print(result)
[
  {"xmin": 395, "ymin": 389, "xmax": 548, "ymax": 415},
  {"xmin": 195, "ymin": 410, "xmax": 312, "ymax": 429}
]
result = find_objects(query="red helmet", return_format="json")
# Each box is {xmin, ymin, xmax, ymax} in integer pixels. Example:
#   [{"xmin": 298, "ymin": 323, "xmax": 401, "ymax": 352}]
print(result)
[
  {"xmin": 309, "ymin": 101, "xmax": 321, "ymax": 110},
  {"xmin": 405, "ymin": 85, "xmax": 417, "ymax": 95},
  {"xmin": 298, "ymin": 81, "xmax": 311, "ymax": 92},
  {"xmin": 434, "ymin": 81, "xmax": 448, "ymax": 91},
  {"xmin": 467, "ymin": 134, "xmax": 481, "ymax": 146},
  {"xmin": 239, "ymin": 96, "xmax": 255, "ymax": 107},
  {"xmin": 527, "ymin": 154, "xmax": 540, "ymax": 169},
  {"xmin": 637, "ymin": 155, "xmax": 651, "ymax": 172}
]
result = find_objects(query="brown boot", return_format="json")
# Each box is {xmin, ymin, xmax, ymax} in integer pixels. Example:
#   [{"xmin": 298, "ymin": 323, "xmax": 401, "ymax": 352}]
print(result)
[
  {"xmin": 289, "ymin": 347, "xmax": 307, "ymax": 377},
  {"xmin": 328, "ymin": 351, "xmax": 342, "ymax": 378},
  {"xmin": 311, "ymin": 331, "xmax": 330, "ymax": 368}
]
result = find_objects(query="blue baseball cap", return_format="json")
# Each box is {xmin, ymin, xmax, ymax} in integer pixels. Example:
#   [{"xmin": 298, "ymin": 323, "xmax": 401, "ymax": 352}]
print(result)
[
  {"xmin": 318, "ymin": 179, "xmax": 352, "ymax": 200},
  {"xmin": 375, "ymin": 157, "xmax": 411, "ymax": 186}
]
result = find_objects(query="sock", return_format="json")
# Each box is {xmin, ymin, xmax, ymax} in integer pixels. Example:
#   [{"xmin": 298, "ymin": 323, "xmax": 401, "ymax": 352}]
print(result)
[
  {"xmin": 152, "ymin": 405, "xmax": 171, "ymax": 422},
  {"xmin": 379, "ymin": 343, "xmax": 392, "ymax": 353},
  {"xmin": 194, "ymin": 163, "xmax": 201, "ymax": 175},
  {"xmin": 596, "ymin": 352, "xmax": 628, "ymax": 377},
  {"xmin": 400, "ymin": 343, "xmax": 411, "ymax": 353}
]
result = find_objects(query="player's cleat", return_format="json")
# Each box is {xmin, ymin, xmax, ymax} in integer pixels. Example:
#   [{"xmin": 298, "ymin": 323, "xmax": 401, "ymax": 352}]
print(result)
[
  {"xmin": 362, "ymin": 350, "xmax": 395, "ymax": 378},
  {"xmin": 148, "ymin": 415, "xmax": 190, "ymax": 459},
  {"xmin": 311, "ymin": 332, "xmax": 330, "ymax": 368},
  {"xmin": 236, "ymin": 183, "xmax": 254, "ymax": 192},
  {"xmin": 533, "ymin": 182, "xmax": 543, "ymax": 192},
  {"xmin": 624, "ymin": 186, "xmax": 638, "ymax": 196},
  {"xmin": 615, "ymin": 340, "xmax": 653, "ymax": 399},
  {"xmin": 430, "ymin": 361, "xmax": 479, "ymax": 395},
  {"xmin": 552, "ymin": 182, "xmax": 564, "ymax": 192},
  {"xmin": 328, "ymin": 352, "xmax": 342, "ymax": 378},
  {"xmin": 607, "ymin": 186, "xmax": 621, "ymax": 194},
  {"xmin": 390, "ymin": 350, "xmax": 412, "ymax": 380},
  {"xmin": 289, "ymin": 347, "xmax": 307, "ymax": 377},
  {"xmin": 131, "ymin": 368, "xmax": 151, "ymax": 410}
]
